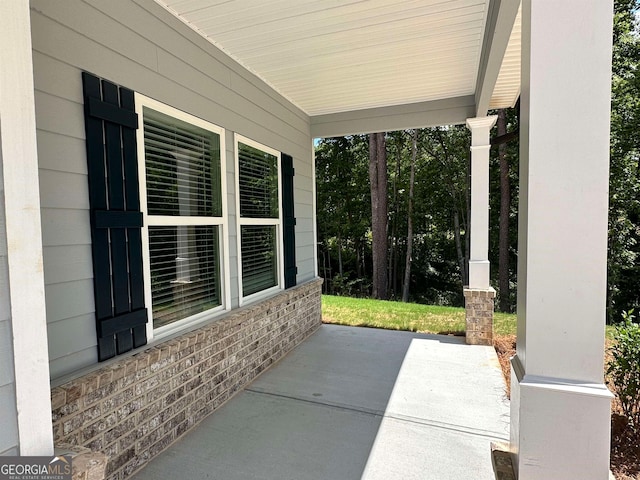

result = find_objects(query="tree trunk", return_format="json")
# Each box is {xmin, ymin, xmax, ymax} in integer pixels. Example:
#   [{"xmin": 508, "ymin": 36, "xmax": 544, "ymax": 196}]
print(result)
[
  {"xmin": 322, "ymin": 247, "xmax": 328, "ymax": 294},
  {"xmin": 497, "ymin": 109, "xmax": 511, "ymax": 312},
  {"xmin": 337, "ymin": 235, "xmax": 343, "ymax": 276},
  {"xmin": 402, "ymin": 130, "xmax": 417, "ymax": 302},
  {"xmin": 388, "ymin": 139, "xmax": 401, "ymax": 297},
  {"xmin": 369, "ymin": 132, "xmax": 388, "ymax": 299},
  {"xmin": 453, "ymin": 210, "xmax": 467, "ymax": 286},
  {"xmin": 377, "ymin": 134, "xmax": 389, "ymax": 299}
]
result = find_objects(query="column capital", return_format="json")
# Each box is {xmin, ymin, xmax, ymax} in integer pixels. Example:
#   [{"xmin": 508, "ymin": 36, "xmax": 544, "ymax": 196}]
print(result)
[
  {"xmin": 466, "ymin": 116, "xmax": 498, "ymax": 146},
  {"xmin": 466, "ymin": 115, "xmax": 498, "ymax": 130}
]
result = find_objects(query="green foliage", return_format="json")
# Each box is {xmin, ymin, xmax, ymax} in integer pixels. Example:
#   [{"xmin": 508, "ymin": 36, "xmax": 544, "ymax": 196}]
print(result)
[
  {"xmin": 608, "ymin": 0, "xmax": 640, "ymax": 321},
  {"xmin": 315, "ymin": 126, "xmax": 488, "ymax": 305},
  {"xmin": 316, "ymin": 136, "xmax": 372, "ymax": 295},
  {"xmin": 317, "ymin": 1, "xmax": 640, "ymax": 315},
  {"xmin": 330, "ymin": 273, "xmax": 370, "ymax": 297},
  {"xmin": 607, "ymin": 310, "xmax": 640, "ymax": 431}
]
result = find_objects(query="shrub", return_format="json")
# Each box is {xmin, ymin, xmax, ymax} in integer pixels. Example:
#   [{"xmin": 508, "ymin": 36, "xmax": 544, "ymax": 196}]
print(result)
[{"xmin": 607, "ymin": 310, "xmax": 640, "ymax": 432}]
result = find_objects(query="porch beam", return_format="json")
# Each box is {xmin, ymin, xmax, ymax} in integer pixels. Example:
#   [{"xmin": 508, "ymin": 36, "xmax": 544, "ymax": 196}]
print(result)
[
  {"xmin": 475, "ymin": 0, "xmax": 520, "ymax": 117},
  {"xmin": 0, "ymin": 0, "xmax": 53, "ymax": 455},
  {"xmin": 310, "ymin": 95, "xmax": 475, "ymax": 138},
  {"xmin": 511, "ymin": 1, "xmax": 613, "ymax": 478}
]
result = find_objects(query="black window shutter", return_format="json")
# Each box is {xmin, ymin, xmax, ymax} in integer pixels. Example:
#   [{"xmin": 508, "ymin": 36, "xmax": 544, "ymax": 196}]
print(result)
[
  {"xmin": 82, "ymin": 72, "xmax": 148, "ymax": 361},
  {"xmin": 281, "ymin": 153, "xmax": 297, "ymax": 288}
]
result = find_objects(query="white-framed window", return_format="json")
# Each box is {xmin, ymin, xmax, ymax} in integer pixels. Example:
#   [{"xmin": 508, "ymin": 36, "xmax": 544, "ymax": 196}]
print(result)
[
  {"xmin": 136, "ymin": 95, "xmax": 230, "ymax": 339},
  {"xmin": 235, "ymin": 135, "xmax": 284, "ymax": 304}
]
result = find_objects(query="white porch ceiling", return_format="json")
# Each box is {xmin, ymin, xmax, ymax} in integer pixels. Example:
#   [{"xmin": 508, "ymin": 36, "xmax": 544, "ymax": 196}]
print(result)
[
  {"xmin": 489, "ymin": 5, "xmax": 521, "ymax": 110},
  {"xmin": 155, "ymin": 0, "xmax": 521, "ymax": 118}
]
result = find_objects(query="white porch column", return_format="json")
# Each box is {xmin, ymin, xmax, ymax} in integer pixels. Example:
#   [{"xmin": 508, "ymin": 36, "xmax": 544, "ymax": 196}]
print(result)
[
  {"xmin": 466, "ymin": 116, "xmax": 497, "ymax": 289},
  {"xmin": 464, "ymin": 116, "xmax": 497, "ymax": 346},
  {"xmin": 0, "ymin": 0, "xmax": 54, "ymax": 455},
  {"xmin": 511, "ymin": 1, "xmax": 613, "ymax": 479}
]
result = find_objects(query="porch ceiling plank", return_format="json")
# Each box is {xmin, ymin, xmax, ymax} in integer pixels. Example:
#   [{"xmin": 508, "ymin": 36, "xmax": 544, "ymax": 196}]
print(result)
[
  {"xmin": 202, "ymin": 4, "xmax": 486, "ymax": 50},
  {"xmin": 154, "ymin": 0, "xmax": 521, "ymax": 127},
  {"xmin": 253, "ymin": 33, "xmax": 484, "ymax": 72},
  {"xmin": 263, "ymin": 47, "xmax": 481, "ymax": 83},
  {"xmin": 474, "ymin": 0, "xmax": 520, "ymax": 116},
  {"xmin": 183, "ymin": 0, "xmax": 480, "ymax": 36},
  {"xmin": 489, "ymin": 5, "xmax": 522, "ymax": 110}
]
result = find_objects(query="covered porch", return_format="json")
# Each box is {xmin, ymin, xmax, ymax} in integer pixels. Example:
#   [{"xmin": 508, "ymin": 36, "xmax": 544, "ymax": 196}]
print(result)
[
  {"xmin": 0, "ymin": 0, "xmax": 615, "ymax": 479},
  {"xmin": 130, "ymin": 324, "xmax": 510, "ymax": 480}
]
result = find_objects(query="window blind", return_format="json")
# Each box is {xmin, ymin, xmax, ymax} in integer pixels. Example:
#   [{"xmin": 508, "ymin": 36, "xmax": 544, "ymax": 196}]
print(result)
[
  {"xmin": 238, "ymin": 142, "xmax": 278, "ymax": 218},
  {"xmin": 143, "ymin": 107, "xmax": 222, "ymax": 217},
  {"xmin": 149, "ymin": 226, "xmax": 221, "ymax": 328},
  {"xmin": 241, "ymin": 225, "xmax": 277, "ymax": 296}
]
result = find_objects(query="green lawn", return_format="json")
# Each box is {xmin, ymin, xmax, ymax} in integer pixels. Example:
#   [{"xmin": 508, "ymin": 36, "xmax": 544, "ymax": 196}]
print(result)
[
  {"xmin": 321, "ymin": 294, "xmax": 517, "ymax": 336},
  {"xmin": 322, "ymin": 294, "xmax": 617, "ymax": 341}
]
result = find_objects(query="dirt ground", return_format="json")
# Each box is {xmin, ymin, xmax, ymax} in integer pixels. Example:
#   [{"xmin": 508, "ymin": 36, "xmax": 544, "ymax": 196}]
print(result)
[{"xmin": 492, "ymin": 334, "xmax": 640, "ymax": 480}]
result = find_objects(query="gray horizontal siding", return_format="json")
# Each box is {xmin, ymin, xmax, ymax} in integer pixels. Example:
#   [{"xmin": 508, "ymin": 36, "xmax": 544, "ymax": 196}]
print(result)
[
  {"xmin": 296, "ymin": 202, "xmax": 314, "ymax": 220},
  {"xmin": 32, "ymin": 50, "xmax": 97, "ymax": 377},
  {"xmin": 36, "ymin": 131, "xmax": 87, "ymax": 175},
  {"xmin": 32, "ymin": 52, "xmax": 83, "ymax": 103},
  {"xmin": 0, "ymin": 258, "xmax": 10, "ymax": 326},
  {"xmin": 0, "ymin": 447, "xmax": 19, "ymax": 457},
  {"xmin": 0, "ymin": 320, "xmax": 15, "ymax": 388},
  {"xmin": 296, "ymin": 259, "xmax": 317, "ymax": 283},
  {"xmin": 39, "ymin": 170, "xmax": 89, "ymax": 210},
  {"xmin": 40, "ymin": 208, "xmax": 91, "ymax": 247},
  {"xmin": 47, "ymin": 314, "xmax": 97, "ymax": 356},
  {"xmin": 31, "ymin": 0, "xmax": 314, "ymax": 378},
  {"xmin": 296, "ymin": 218, "xmax": 315, "ymax": 232},
  {"xmin": 45, "ymin": 280, "xmax": 95, "ymax": 324},
  {"xmin": 293, "ymin": 163, "xmax": 316, "ymax": 283},
  {"xmin": 0, "ymin": 384, "xmax": 19, "ymax": 455},
  {"xmin": 34, "ymin": 92, "xmax": 84, "ymax": 140},
  {"xmin": 43, "ymin": 245, "xmax": 93, "ymax": 285},
  {"xmin": 0, "ymin": 150, "xmax": 18, "ymax": 454},
  {"xmin": 49, "ymin": 348, "xmax": 98, "ymax": 382}
]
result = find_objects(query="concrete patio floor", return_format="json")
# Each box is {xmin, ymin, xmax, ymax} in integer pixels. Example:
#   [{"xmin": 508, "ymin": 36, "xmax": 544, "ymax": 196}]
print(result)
[{"xmin": 131, "ymin": 324, "xmax": 510, "ymax": 480}]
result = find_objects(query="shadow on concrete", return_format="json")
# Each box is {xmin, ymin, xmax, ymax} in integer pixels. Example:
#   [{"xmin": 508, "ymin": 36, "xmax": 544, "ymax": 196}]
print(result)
[{"xmin": 131, "ymin": 324, "xmax": 509, "ymax": 480}]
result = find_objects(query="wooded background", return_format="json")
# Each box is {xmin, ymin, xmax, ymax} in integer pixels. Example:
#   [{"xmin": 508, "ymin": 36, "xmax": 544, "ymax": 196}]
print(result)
[{"xmin": 315, "ymin": 0, "xmax": 640, "ymax": 322}]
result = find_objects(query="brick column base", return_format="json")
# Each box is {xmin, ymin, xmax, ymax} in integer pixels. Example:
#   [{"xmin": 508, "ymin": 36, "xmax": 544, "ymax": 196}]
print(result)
[{"xmin": 463, "ymin": 287, "xmax": 495, "ymax": 346}]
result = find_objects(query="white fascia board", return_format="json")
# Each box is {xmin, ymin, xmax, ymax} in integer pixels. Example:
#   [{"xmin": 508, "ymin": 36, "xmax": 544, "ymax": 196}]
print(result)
[
  {"xmin": 475, "ymin": 0, "xmax": 520, "ymax": 117},
  {"xmin": 310, "ymin": 95, "xmax": 476, "ymax": 138}
]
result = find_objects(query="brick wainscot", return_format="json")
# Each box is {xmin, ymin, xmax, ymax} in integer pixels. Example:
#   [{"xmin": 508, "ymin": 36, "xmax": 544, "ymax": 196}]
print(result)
[{"xmin": 51, "ymin": 279, "xmax": 323, "ymax": 480}]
